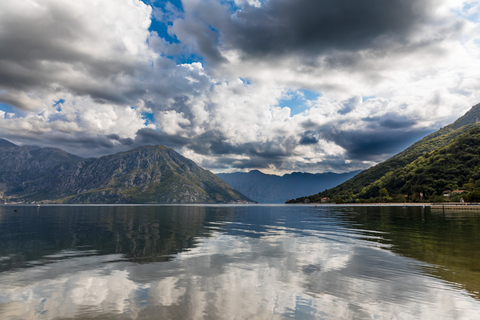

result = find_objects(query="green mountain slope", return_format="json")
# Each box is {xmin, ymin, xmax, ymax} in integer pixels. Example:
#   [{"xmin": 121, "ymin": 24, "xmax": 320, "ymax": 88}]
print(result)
[
  {"xmin": 358, "ymin": 127, "xmax": 480, "ymax": 201},
  {"xmin": 0, "ymin": 141, "xmax": 251, "ymax": 204},
  {"xmin": 288, "ymin": 103, "xmax": 480, "ymax": 203}
]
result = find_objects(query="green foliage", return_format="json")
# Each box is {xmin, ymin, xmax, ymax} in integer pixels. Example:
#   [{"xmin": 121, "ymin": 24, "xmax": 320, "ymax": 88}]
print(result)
[
  {"xmin": 465, "ymin": 190, "xmax": 480, "ymax": 202},
  {"xmin": 379, "ymin": 188, "xmax": 389, "ymax": 198}
]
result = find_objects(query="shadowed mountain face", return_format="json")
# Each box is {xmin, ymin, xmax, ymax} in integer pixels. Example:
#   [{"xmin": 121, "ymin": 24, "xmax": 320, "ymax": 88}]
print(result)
[
  {"xmin": 0, "ymin": 141, "xmax": 250, "ymax": 204},
  {"xmin": 217, "ymin": 170, "xmax": 360, "ymax": 203},
  {"xmin": 288, "ymin": 102, "xmax": 480, "ymax": 203},
  {"xmin": 0, "ymin": 139, "xmax": 16, "ymax": 148}
]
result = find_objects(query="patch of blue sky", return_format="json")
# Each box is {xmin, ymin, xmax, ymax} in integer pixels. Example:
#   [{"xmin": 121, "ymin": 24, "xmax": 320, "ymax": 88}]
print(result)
[
  {"xmin": 277, "ymin": 89, "xmax": 321, "ymax": 116},
  {"xmin": 53, "ymin": 99, "xmax": 65, "ymax": 112},
  {"xmin": 301, "ymin": 89, "xmax": 321, "ymax": 101},
  {"xmin": 240, "ymin": 78, "xmax": 252, "ymax": 85},
  {"xmin": 0, "ymin": 103, "xmax": 27, "ymax": 118},
  {"xmin": 176, "ymin": 53, "xmax": 206, "ymax": 66},
  {"xmin": 144, "ymin": 1, "xmax": 206, "ymax": 65},
  {"xmin": 130, "ymin": 106, "xmax": 156, "ymax": 125},
  {"xmin": 224, "ymin": 0, "xmax": 245, "ymax": 13},
  {"xmin": 453, "ymin": 2, "xmax": 480, "ymax": 22},
  {"xmin": 0, "ymin": 103, "xmax": 14, "ymax": 112},
  {"xmin": 149, "ymin": 19, "xmax": 178, "ymax": 43},
  {"xmin": 144, "ymin": 0, "xmax": 183, "ymax": 41},
  {"xmin": 227, "ymin": 0, "xmax": 267, "ymax": 11},
  {"xmin": 362, "ymin": 96, "xmax": 375, "ymax": 102},
  {"xmin": 467, "ymin": 11, "xmax": 479, "ymax": 22},
  {"xmin": 141, "ymin": 111, "xmax": 156, "ymax": 126}
]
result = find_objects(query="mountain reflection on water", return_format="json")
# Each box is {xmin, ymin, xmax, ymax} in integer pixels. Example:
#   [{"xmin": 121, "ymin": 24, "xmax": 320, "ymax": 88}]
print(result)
[{"xmin": 1, "ymin": 205, "xmax": 480, "ymax": 319}]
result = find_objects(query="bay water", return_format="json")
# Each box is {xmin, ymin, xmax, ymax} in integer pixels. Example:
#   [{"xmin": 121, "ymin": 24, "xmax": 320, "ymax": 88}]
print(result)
[{"xmin": 1, "ymin": 205, "xmax": 480, "ymax": 319}]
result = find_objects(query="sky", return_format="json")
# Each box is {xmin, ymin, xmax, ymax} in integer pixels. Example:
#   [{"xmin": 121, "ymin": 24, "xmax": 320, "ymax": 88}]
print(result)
[{"xmin": 0, "ymin": 0, "xmax": 480, "ymax": 175}]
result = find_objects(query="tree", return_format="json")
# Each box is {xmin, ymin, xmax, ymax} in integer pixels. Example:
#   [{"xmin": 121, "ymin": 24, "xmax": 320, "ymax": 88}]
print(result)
[
  {"xmin": 466, "ymin": 190, "xmax": 480, "ymax": 202},
  {"xmin": 379, "ymin": 188, "xmax": 389, "ymax": 198}
]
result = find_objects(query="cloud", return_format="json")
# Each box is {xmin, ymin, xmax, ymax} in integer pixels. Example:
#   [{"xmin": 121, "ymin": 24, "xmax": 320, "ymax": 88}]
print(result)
[
  {"xmin": 0, "ymin": 0, "xmax": 155, "ymax": 109},
  {"xmin": 0, "ymin": 0, "xmax": 480, "ymax": 173},
  {"xmin": 224, "ymin": 0, "xmax": 437, "ymax": 58},
  {"xmin": 299, "ymin": 131, "xmax": 319, "ymax": 145},
  {"xmin": 134, "ymin": 128, "xmax": 191, "ymax": 149},
  {"xmin": 319, "ymin": 127, "xmax": 433, "ymax": 161}
]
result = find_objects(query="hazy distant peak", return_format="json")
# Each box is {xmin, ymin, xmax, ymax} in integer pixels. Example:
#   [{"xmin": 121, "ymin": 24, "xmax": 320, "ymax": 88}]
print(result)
[
  {"xmin": 217, "ymin": 170, "xmax": 359, "ymax": 203},
  {"xmin": 249, "ymin": 169, "xmax": 265, "ymax": 174}
]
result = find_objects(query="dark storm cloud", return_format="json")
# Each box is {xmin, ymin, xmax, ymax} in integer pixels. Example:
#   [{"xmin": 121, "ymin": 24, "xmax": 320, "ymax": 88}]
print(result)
[
  {"xmin": 363, "ymin": 113, "xmax": 418, "ymax": 129},
  {"xmin": 189, "ymin": 130, "xmax": 234, "ymax": 155},
  {"xmin": 40, "ymin": 134, "xmax": 114, "ymax": 151},
  {"xmin": 174, "ymin": 0, "xmax": 439, "ymax": 63},
  {"xmin": 379, "ymin": 118, "xmax": 416, "ymax": 129},
  {"xmin": 228, "ymin": 0, "xmax": 434, "ymax": 56},
  {"xmin": 106, "ymin": 134, "xmax": 134, "ymax": 146},
  {"xmin": 299, "ymin": 131, "xmax": 319, "ymax": 145},
  {"xmin": 301, "ymin": 119, "xmax": 321, "ymax": 130},
  {"xmin": 9, "ymin": 133, "xmax": 125, "ymax": 158},
  {"xmin": 134, "ymin": 128, "xmax": 191, "ymax": 149},
  {"xmin": 319, "ymin": 126, "xmax": 432, "ymax": 161}
]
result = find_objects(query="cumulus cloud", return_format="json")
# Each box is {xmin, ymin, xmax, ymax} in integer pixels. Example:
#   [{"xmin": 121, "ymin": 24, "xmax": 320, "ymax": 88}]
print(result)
[
  {"xmin": 0, "ymin": 0, "xmax": 154, "ymax": 108},
  {"xmin": 0, "ymin": 0, "xmax": 480, "ymax": 172}
]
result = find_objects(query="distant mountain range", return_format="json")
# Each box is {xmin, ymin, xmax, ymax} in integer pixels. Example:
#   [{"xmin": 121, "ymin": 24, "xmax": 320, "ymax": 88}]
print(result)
[
  {"xmin": 0, "ymin": 141, "xmax": 251, "ymax": 204},
  {"xmin": 288, "ymin": 102, "xmax": 480, "ymax": 203},
  {"xmin": 217, "ymin": 170, "xmax": 360, "ymax": 203}
]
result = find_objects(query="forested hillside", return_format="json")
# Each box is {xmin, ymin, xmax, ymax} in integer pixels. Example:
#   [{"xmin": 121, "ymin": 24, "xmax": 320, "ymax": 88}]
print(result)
[
  {"xmin": 288, "ymin": 103, "xmax": 480, "ymax": 203},
  {"xmin": 356, "ymin": 127, "xmax": 480, "ymax": 202}
]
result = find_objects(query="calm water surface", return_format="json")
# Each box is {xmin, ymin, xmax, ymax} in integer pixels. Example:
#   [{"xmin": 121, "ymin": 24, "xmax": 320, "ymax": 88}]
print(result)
[{"xmin": 1, "ymin": 205, "xmax": 480, "ymax": 319}]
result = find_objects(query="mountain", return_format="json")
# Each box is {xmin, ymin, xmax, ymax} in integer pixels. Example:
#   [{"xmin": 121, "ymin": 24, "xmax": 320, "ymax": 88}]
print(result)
[
  {"xmin": 288, "ymin": 102, "xmax": 480, "ymax": 203},
  {"xmin": 0, "ymin": 140, "xmax": 251, "ymax": 204},
  {"xmin": 217, "ymin": 170, "xmax": 360, "ymax": 203},
  {"xmin": 0, "ymin": 140, "xmax": 84, "ymax": 197},
  {"xmin": 366, "ymin": 126, "xmax": 480, "ymax": 200},
  {"xmin": 0, "ymin": 139, "xmax": 16, "ymax": 148}
]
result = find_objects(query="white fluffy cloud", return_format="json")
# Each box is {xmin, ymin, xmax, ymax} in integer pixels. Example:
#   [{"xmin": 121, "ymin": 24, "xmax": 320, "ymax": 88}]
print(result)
[{"xmin": 1, "ymin": 0, "xmax": 480, "ymax": 172}]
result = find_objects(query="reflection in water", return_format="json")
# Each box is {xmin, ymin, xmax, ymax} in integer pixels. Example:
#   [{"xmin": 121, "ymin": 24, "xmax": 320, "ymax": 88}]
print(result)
[
  {"xmin": 334, "ymin": 206, "xmax": 480, "ymax": 300},
  {"xmin": 0, "ymin": 205, "xmax": 480, "ymax": 319}
]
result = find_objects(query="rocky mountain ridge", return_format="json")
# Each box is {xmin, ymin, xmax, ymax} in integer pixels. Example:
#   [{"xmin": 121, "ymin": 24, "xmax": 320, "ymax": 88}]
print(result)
[{"xmin": 0, "ymin": 141, "xmax": 251, "ymax": 204}]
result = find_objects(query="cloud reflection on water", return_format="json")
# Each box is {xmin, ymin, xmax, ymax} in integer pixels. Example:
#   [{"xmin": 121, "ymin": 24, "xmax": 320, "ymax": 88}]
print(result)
[{"xmin": 1, "ymin": 212, "xmax": 480, "ymax": 320}]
